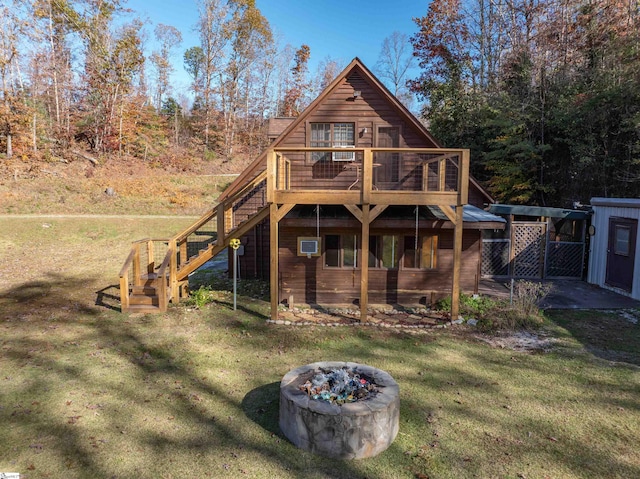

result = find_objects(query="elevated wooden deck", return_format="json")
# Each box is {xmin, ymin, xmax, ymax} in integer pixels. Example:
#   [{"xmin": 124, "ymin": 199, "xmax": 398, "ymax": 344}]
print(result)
[{"xmin": 119, "ymin": 147, "xmax": 469, "ymax": 319}]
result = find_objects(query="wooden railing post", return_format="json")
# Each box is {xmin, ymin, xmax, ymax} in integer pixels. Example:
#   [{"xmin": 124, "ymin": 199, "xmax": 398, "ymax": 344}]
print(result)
[
  {"xmin": 147, "ymin": 240, "xmax": 154, "ymax": 275},
  {"xmin": 217, "ymin": 203, "xmax": 226, "ymax": 246},
  {"xmin": 267, "ymin": 149, "xmax": 276, "ymax": 203},
  {"xmin": 169, "ymin": 239, "xmax": 178, "ymax": 301},
  {"xmin": 224, "ymin": 207, "xmax": 233, "ymax": 234},
  {"xmin": 362, "ymin": 148, "xmax": 373, "ymax": 204},
  {"xmin": 119, "ymin": 274, "xmax": 130, "ymax": 312},
  {"xmin": 179, "ymin": 240, "xmax": 187, "ymax": 267},
  {"xmin": 132, "ymin": 243, "xmax": 141, "ymax": 286}
]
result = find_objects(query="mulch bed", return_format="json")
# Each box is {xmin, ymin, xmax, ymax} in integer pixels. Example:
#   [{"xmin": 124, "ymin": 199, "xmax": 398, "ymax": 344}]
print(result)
[{"xmin": 268, "ymin": 305, "xmax": 455, "ymax": 331}]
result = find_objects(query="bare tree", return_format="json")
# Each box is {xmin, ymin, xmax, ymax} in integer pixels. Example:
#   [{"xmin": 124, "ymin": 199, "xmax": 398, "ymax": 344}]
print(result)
[
  {"xmin": 218, "ymin": 0, "xmax": 272, "ymax": 160},
  {"xmin": 312, "ymin": 56, "xmax": 343, "ymax": 98},
  {"xmin": 150, "ymin": 24, "xmax": 182, "ymax": 112},
  {"xmin": 0, "ymin": 1, "xmax": 27, "ymax": 158},
  {"xmin": 375, "ymin": 31, "xmax": 415, "ymax": 96},
  {"xmin": 194, "ymin": 0, "xmax": 230, "ymax": 152}
]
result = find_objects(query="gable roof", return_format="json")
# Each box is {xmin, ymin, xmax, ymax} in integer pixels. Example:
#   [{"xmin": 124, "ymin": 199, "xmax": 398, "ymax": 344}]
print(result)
[
  {"xmin": 218, "ymin": 57, "xmax": 442, "ymax": 202},
  {"xmin": 217, "ymin": 57, "xmax": 494, "ymax": 205}
]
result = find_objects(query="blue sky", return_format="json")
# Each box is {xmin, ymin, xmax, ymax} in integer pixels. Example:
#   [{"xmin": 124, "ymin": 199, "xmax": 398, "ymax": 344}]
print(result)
[{"xmin": 125, "ymin": 0, "xmax": 430, "ymax": 96}]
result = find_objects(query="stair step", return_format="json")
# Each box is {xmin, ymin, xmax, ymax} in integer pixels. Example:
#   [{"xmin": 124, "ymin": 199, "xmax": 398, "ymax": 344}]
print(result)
[
  {"xmin": 132, "ymin": 286, "xmax": 157, "ymax": 295},
  {"xmin": 129, "ymin": 294, "xmax": 160, "ymax": 306},
  {"xmin": 125, "ymin": 304, "xmax": 163, "ymax": 314}
]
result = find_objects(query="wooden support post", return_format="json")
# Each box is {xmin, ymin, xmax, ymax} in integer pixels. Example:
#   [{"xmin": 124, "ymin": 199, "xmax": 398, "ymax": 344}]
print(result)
[
  {"xmin": 451, "ymin": 205, "xmax": 463, "ymax": 320},
  {"xmin": 450, "ymin": 149, "xmax": 469, "ymax": 320},
  {"xmin": 360, "ymin": 204, "xmax": 370, "ymax": 322},
  {"xmin": 270, "ymin": 203, "xmax": 279, "ymax": 320}
]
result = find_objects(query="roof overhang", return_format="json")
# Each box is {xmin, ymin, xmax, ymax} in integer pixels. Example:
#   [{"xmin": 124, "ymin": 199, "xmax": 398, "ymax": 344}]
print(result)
[
  {"xmin": 591, "ymin": 197, "xmax": 640, "ymax": 209},
  {"xmin": 489, "ymin": 204, "xmax": 591, "ymax": 220}
]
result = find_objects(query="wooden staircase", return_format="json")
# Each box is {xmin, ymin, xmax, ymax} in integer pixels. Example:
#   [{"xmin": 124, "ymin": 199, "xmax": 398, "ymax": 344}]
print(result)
[
  {"xmin": 128, "ymin": 277, "xmax": 161, "ymax": 313},
  {"xmin": 119, "ymin": 171, "xmax": 268, "ymax": 313}
]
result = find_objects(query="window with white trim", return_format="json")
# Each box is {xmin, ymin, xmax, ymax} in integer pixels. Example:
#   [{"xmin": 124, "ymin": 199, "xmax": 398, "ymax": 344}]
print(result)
[{"xmin": 310, "ymin": 123, "xmax": 355, "ymax": 162}]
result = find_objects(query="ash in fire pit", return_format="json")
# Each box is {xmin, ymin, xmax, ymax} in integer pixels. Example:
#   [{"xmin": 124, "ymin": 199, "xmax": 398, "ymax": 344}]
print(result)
[
  {"xmin": 280, "ymin": 361, "xmax": 399, "ymax": 459},
  {"xmin": 299, "ymin": 367, "xmax": 377, "ymax": 404}
]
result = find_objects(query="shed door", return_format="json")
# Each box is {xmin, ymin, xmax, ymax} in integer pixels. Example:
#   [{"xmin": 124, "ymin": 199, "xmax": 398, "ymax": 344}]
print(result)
[{"xmin": 605, "ymin": 217, "xmax": 637, "ymax": 292}]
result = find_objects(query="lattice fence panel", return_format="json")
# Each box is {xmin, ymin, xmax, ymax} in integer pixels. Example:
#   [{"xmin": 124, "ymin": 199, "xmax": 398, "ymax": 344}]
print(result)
[
  {"xmin": 512, "ymin": 224, "xmax": 545, "ymax": 278},
  {"xmin": 546, "ymin": 242, "xmax": 584, "ymax": 278},
  {"xmin": 481, "ymin": 239, "xmax": 510, "ymax": 276}
]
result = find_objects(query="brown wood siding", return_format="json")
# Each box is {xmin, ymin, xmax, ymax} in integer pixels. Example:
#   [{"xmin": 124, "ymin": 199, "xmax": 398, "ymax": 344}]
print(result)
[
  {"xmin": 277, "ymin": 71, "xmax": 438, "ymax": 192},
  {"xmin": 234, "ymin": 220, "xmax": 270, "ymax": 280},
  {"xmin": 276, "ymin": 226, "xmax": 480, "ymax": 306},
  {"xmin": 468, "ymin": 184, "xmax": 487, "ymax": 208}
]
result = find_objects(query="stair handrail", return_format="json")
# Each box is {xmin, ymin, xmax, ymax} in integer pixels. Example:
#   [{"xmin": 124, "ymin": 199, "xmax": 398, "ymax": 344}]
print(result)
[
  {"xmin": 173, "ymin": 207, "xmax": 218, "ymax": 244},
  {"xmin": 171, "ymin": 171, "xmax": 268, "ymax": 245},
  {"xmin": 119, "ymin": 246, "xmax": 138, "ymax": 312},
  {"xmin": 220, "ymin": 170, "xmax": 268, "ymax": 208}
]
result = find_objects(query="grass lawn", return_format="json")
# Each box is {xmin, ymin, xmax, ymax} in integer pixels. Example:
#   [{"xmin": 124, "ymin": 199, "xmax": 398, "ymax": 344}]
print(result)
[{"xmin": 0, "ymin": 217, "xmax": 639, "ymax": 479}]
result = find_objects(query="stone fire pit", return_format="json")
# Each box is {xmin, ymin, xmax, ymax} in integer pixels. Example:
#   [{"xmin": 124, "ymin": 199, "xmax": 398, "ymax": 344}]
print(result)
[{"xmin": 279, "ymin": 361, "xmax": 400, "ymax": 459}]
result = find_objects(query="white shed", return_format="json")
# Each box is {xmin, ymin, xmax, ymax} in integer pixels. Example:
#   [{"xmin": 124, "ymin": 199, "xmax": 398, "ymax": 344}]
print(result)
[{"xmin": 587, "ymin": 197, "xmax": 640, "ymax": 299}]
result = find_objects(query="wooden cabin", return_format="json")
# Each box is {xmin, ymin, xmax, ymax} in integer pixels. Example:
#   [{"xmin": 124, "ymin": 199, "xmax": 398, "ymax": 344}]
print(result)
[{"xmin": 119, "ymin": 58, "xmax": 504, "ymax": 318}]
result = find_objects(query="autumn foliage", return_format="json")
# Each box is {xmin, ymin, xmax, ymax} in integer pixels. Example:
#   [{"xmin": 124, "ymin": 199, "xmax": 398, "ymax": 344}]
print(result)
[{"xmin": 410, "ymin": 0, "xmax": 640, "ymax": 206}]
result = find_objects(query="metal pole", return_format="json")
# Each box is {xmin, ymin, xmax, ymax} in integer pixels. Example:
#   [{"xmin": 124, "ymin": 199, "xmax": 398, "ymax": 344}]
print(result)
[
  {"xmin": 233, "ymin": 247, "xmax": 238, "ymax": 311},
  {"xmin": 510, "ymin": 278, "xmax": 514, "ymax": 306}
]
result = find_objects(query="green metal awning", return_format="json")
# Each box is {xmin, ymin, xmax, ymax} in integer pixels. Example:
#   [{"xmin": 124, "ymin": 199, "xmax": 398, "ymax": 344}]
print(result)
[{"xmin": 488, "ymin": 204, "xmax": 591, "ymax": 220}]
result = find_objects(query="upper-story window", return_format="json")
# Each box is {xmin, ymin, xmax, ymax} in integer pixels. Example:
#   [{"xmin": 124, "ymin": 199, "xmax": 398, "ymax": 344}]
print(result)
[{"xmin": 310, "ymin": 123, "xmax": 355, "ymax": 161}]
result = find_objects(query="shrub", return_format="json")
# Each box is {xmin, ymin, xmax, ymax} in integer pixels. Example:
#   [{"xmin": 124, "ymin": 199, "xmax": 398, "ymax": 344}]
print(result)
[
  {"xmin": 437, "ymin": 281, "xmax": 552, "ymax": 332},
  {"xmin": 512, "ymin": 280, "xmax": 553, "ymax": 316},
  {"xmin": 187, "ymin": 285, "xmax": 214, "ymax": 309},
  {"xmin": 436, "ymin": 293, "xmax": 501, "ymax": 319}
]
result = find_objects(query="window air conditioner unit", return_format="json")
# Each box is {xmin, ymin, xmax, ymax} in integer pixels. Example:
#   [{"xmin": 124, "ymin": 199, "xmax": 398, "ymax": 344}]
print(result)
[
  {"xmin": 332, "ymin": 145, "xmax": 355, "ymax": 162},
  {"xmin": 298, "ymin": 237, "xmax": 321, "ymax": 257}
]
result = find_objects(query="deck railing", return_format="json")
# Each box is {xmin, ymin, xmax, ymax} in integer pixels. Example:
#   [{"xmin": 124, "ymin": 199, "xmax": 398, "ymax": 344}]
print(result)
[{"xmin": 267, "ymin": 148, "xmax": 469, "ymax": 206}]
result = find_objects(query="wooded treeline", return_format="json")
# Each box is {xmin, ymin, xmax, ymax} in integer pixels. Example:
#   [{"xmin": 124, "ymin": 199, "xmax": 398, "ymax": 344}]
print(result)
[
  {"xmin": 0, "ymin": 0, "xmax": 342, "ymax": 166},
  {"xmin": 411, "ymin": 0, "xmax": 640, "ymax": 206},
  {"xmin": 1, "ymin": 0, "xmax": 639, "ymax": 207}
]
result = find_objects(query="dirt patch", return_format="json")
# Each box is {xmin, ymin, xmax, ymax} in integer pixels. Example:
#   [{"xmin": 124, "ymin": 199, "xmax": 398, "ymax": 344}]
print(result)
[{"xmin": 473, "ymin": 330, "xmax": 555, "ymax": 353}]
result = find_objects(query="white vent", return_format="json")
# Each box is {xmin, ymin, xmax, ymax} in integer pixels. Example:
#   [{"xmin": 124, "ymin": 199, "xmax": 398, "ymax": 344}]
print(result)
[{"xmin": 332, "ymin": 145, "xmax": 355, "ymax": 162}]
